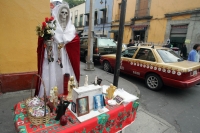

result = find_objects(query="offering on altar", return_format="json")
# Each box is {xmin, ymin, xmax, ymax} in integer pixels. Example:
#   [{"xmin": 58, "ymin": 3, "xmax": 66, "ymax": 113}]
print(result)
[
  {"xmin": 36, "ymin": 16, "xmax": 56, "ymax": 64},
  {"xmin": 53, "ymin": 86, "xmax": 59, "ymax": 106},
  {"xmin": 94, "ymin": 76, "xmax": 97, "ymax": 85},
  {"xmin": 55, "ymin": 98, "xmax": 70, "ymax": 121},
  {"xmin": 76, "ymin": 96, "xmax": 89, "ymax": 117},
  {"xmin": 67, "ymin": 76, "xmax": 76, "ymax": 100},
  {"xmin": 26, "ymin": 97, "xmax": 49, "ymax": 117},
  {"xmin": 84, "ymin": 75, "xmax": 88, "ymax": 87},
  {"xmin": 106, "ymin": 84, "xmax": 116, "ymax": 99},
  {"xmin": 93, "ymin": 94, "xmax": 104, "ymax": 111},
  {"xmin": 72, "ymin": 84, "xmax": 102, "ymax": 110},
  {"xmin": 113, "ymin": 95, "xmax": 124, "ymax": 105}
]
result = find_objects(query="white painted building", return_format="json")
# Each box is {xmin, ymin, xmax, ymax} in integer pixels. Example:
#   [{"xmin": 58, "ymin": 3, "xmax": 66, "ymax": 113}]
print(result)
[{"xmin": 70, "ymin": 2, "xmax": 85, "ymax": 36}]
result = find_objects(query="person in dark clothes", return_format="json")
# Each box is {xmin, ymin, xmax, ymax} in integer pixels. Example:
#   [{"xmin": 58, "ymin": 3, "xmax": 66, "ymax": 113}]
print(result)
[
  {"xmin": 127, "ymin": 39, "xmax": 135, "ymax": 47},
  {"xmin": 180, "ymin": 44, "xmax": 187, "ymax": 59}
]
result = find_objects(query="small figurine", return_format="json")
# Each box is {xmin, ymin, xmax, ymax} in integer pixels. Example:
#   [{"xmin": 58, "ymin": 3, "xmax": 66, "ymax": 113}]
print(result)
[
  {"xmin": 94, "ymin": 76, "xmax": 97, "ymax": 85},
  {"xmin": 106, "ymin": 84, "xmax": 116, "ymax": 99},
  {"xmin": 67, "ymin": 76, "xmax": 76, "ymax": 100},
  {"xmin": 84, "ymin": 75, "xmax": 88, "ymax": 87},
  {"xmin": 49, "ymin": 88, "xmax": 55, "ymax": 104},
  {"xmin": 53, "ymin": 86, "xmax": 59, "ymax": 107},
  {"xmin": 55, "ymin": 97, "xmax": 70, "ymax": 121}
]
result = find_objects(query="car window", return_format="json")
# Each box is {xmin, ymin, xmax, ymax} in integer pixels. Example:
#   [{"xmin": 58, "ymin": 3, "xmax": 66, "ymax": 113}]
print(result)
[
  {"xmin": 98, "ymin": 38, "xmax": 117, "ymax": 47},
  {"xmin": 157, "ymin": 49, "xmax": 183, "ymax": 63},
  {"xmin": 135, "ymin": 48, "xmax": 156, "ymax": 62},
  {"xmin": 122, "ymin": 48, "xmax": 137, "ymax": 58}
]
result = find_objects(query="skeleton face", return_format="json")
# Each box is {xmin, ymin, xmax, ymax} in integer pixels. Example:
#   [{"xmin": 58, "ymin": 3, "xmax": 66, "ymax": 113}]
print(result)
[{"xmin": 60, "ymin": 8, "xmax": 68, "ymax": 19}]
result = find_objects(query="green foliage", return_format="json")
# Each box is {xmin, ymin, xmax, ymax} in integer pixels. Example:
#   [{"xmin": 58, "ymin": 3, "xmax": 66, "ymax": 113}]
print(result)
[{"xmin": 63, "ymin": 0, "xmax": 85, "ymax": 8}]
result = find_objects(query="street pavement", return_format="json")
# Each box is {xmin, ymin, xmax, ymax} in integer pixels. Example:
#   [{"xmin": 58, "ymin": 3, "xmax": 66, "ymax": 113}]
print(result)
[
  {"xmin": 0, "ymin": 62, "xmax": 177, "ymax": 133},
  {"xmin": 95, "ymin": 61, "xmax": 200, "ymax": 133}
]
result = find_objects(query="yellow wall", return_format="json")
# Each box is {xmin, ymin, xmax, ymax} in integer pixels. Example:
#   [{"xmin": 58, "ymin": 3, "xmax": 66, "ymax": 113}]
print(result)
[
  {"xmin": 147, "ymin": 0, "xmax": 200, "ymax": 43},
  {"xmin": 148, "ymin": 19, "xmax": 167, "ymax": 43},
  {"xmin": 150, "ymin": 0, "xmax": 200, "ymax": 18},
  {"xmin": 112, "ymin": 0, "xmax": 136, "ymax": 43},
  {"xmin": 0, "ymin": 0, "xmax": 50, "ymax": 74}
]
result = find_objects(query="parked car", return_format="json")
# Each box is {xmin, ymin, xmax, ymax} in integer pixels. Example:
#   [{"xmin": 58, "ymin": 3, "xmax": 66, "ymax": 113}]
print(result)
[
  {"xmin": 100, "ymin": 46, "xmax": 200, "ymax": 90},
  {"xmin": 80, "ymin": 37, "xmax": 117, "ymax": 62}
]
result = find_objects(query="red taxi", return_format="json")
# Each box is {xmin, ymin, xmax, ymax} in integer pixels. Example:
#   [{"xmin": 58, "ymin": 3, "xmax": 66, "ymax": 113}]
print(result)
[{"xmin": 100, "ymin": 46, "xmax": 200, "ymax": 90}]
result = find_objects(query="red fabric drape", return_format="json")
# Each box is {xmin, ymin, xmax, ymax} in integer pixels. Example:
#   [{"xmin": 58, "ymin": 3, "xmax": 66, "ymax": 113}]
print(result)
[{"xmin": 35, "ymin": 35, "xmax": 80, "ymax": 96}]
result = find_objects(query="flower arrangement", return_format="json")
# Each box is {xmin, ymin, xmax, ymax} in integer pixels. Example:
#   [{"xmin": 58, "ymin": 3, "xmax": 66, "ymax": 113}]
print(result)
[
  {"xmin": 36, "ymin": 17, "xmax": 56, "ymax": 41},
  {"xmin": 36, "ymin": 17, "xmax": 56, "ymax": 63}
]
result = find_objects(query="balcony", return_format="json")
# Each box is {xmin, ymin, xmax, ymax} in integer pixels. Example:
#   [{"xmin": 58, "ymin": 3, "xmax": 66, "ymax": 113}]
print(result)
[
  {"xmin": 85, "ymin": 21, "xmax": 89, "ymax": 26},
  {"xmin": 100, "ymin": 17, "xmax": 107, "ymax": 24}
]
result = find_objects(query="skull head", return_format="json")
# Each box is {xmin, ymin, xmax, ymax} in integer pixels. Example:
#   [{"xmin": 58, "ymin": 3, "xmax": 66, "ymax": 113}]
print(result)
[{"xmin": 60, "ymin": 8, "xmax": 68, "ymax": 20}]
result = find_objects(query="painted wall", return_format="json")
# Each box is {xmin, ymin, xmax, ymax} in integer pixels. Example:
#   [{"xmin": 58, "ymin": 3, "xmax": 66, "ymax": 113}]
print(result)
[
  {"xmin": 147, "ymin": 0, "xmax": 200, "ymax": 43},
  {"xmin": 0, "ymin": 0, "xmax": 50, "ymax": 74},
  {"xmin": 70, "ymin": 2, "xmax": 85, "ymax": 27},
  {"xmin": 84, "ymin": 0, "xmax": 113, "ymax": 37},
  {"xmin": 111, "ymin": 0, "xmax": 136, "ymax": 44}
]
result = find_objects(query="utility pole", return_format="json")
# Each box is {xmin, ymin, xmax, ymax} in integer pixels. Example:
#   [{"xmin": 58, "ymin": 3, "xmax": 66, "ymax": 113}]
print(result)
[
  {"xmin": 85, "ymin": 0, "xmax": 95, "ymax": 71},
  {"xmin": 100, "ymin": 0, "xmax": 107, "ymax": 36},
  {"xmin": 113, "ymin": 0, "xmax": 127, "ymax": 87}
]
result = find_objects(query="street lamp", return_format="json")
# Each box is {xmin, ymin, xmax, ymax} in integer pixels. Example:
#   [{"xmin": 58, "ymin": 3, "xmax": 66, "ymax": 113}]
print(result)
[{"xmin": 100, "ymin": 0, "xmax": 107, "ymax": 36}]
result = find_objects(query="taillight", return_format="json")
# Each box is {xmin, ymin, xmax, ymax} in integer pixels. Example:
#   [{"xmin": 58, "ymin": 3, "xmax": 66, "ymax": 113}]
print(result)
[{"xmin": 95, "ymin": 48, "xmax": 99, "ymax": 54}]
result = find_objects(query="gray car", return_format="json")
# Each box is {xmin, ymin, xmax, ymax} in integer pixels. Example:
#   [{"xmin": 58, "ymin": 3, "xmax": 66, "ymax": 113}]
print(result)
[{"xmin": 80, "ymin": 37, "xmax": 117, "ymax": 62}]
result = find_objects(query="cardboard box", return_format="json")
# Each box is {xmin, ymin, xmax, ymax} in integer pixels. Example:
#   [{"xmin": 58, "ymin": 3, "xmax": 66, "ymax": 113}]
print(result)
[{"xmin": 72, "ymin": 84, "xmax": 102, "ymax": 110}]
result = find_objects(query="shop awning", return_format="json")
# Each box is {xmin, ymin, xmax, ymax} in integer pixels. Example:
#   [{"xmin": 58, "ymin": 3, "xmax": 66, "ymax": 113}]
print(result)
[
  {"xmin": 99, "ymin": 8, "xmax": 107, "ymax": 11},
  {"xmin": 131, "ymin": 25, "xmax": 148, "ymax": 31},
  {"xmin": 109, "ymin": 30, "xmax": 119, "ymax": 33}
]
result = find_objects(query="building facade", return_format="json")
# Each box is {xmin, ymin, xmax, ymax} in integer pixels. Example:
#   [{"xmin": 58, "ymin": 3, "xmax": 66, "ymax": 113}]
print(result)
[
  {"xmin": 112, "ymin": 0, "xmax": 200, "ymax": 51},
  {"xmin": 83, "ymin": 0, "xmax": 114, "ymax": 37},
  {"xmin": 70, "ymin": 2, "xmax": 85, "ymax": 36},
  {"xmin": 0, "ymin": 0, "xmax": 50, "ymax": 92},
  {"xmin": 111, "ymin": 0, "xmax": 136, "ymax": 44}
]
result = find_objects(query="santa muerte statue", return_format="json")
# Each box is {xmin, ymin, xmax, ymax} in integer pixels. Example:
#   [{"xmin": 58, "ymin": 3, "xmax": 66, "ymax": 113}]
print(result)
[{"xmin": 35, "ymin": 2, "xmax": 80, "ymax": 97}]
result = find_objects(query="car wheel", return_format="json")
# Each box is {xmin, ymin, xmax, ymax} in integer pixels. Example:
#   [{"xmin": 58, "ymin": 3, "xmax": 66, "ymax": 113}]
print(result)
[
  {"xmin": 145, "ymin": 73, "xmax": 163, "ymax": 91},
  {"xmin": 103, "ymin": 61, "xmax": 111, "ymax": 72}
]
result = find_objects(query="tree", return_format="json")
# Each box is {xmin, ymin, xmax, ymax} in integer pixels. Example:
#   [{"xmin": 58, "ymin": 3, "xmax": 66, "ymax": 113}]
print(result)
[{"xmin": 63, "ymin": 0, "xmax": 85, "ymax": 8}]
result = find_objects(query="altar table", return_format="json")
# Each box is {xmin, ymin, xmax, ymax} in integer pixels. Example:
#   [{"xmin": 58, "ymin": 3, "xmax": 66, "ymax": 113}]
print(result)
[{"xmin": 13, "ymin": 100, "xmax": 139, "ymax": 133}]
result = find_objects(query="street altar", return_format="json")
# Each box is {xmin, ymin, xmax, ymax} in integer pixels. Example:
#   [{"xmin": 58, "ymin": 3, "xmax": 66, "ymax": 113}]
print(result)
[{"xmin": 13, "ymin": 87, "xmax": 139, "ymax": 133}]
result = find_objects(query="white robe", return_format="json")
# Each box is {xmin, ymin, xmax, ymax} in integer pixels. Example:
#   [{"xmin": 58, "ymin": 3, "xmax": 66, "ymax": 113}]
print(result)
[{"xmin": 38, "ymin": 4, "xmax": 77, "ymax": 97}]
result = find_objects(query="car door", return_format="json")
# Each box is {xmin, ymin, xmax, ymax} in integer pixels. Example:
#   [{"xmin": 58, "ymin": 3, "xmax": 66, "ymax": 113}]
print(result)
[
  {"xmin": 121, "ymin": 48, "xmax": 138, "ymax": 73},
  {"xmin": 133, "ymin": 48, "xmax": 157, "ymax": 78}
]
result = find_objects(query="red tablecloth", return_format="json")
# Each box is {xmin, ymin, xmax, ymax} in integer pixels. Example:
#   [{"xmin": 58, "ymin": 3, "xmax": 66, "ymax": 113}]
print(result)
[{"xmin": 13, "ymin": 101, "xmax": 139, "ymax": 133}]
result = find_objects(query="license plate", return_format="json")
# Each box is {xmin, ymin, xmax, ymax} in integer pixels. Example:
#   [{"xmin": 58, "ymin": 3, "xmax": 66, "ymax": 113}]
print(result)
[{"xmin": 190, "ymin": 70, "xmax": 197, "ymax": 76}]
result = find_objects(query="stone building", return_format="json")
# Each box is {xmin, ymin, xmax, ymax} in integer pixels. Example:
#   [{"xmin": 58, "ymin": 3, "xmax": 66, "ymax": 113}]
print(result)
[
  {"xmin": 83, "ymin": 0, "xmax": 114, "ymax": 37},
  {"xmin": 70, "ymin": 2, "xmax": 85, "ymax": 36},
  {"xmin": 112, "ymin": 0, "xmax": 200, "ymax": 51}
]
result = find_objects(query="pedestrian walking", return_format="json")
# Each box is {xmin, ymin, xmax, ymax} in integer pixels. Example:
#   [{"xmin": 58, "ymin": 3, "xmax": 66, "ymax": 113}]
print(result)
[
  {"xmin": 188, "ymin": 44, "xmax": 200, "ymax": 62},
  {"xmin": 188, "ymin": 44, "xmax": 200, "ymax": 85},
  {"xmin": 127, "ymin": 39, "xmax": 135, "ymax": 47},
  {"xmin": 180, "ymin": 44, "xmax": 187, "ymax": 60}
]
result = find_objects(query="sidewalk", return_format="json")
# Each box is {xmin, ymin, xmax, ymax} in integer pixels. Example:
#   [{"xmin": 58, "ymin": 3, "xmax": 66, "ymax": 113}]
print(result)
[{"xmin": 0, "ymin": 62, "xmax": 177, "ymax": 133}]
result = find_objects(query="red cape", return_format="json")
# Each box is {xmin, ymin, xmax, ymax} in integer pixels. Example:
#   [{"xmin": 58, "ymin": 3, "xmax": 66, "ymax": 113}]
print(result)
[{"xmin": 35, "ymin": 35, "xmax": 80, "ymax": 96}]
